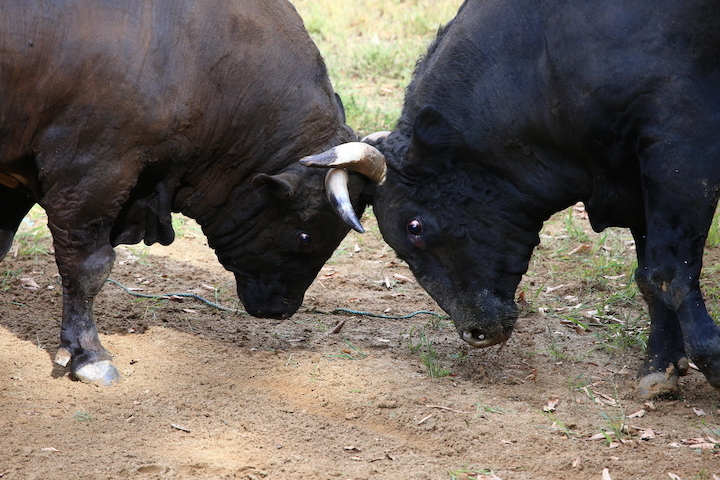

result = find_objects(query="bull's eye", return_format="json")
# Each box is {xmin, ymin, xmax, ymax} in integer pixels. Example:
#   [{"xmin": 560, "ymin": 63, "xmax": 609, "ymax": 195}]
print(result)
[
  {"xmin": 296, "ymin": 232, "xmax": 312, "ymax": 246},
  {"xmin": 407, "ymin": 219, "xmax": 423, "ymax": 236}
]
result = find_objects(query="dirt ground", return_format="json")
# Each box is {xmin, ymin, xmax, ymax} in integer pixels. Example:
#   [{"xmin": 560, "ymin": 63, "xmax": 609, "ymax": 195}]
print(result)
[{"xmin": 1, "ymin": 211, "xmax": 719, "ymax": 480}]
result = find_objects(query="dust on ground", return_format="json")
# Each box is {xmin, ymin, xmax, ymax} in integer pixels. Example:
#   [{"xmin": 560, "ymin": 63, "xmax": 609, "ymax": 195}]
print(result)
[{"xmin": 1, "ymin": 211, "xmax": 719, "ymax": 480}]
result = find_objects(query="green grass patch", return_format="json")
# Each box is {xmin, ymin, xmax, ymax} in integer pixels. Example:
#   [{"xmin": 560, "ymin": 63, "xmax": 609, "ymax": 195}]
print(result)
[
  {"xmin": 408, "ymin": 326, "xmax": 451, "ymax": 378},
  {"xmin": 293, "ymin": 0, "xmax": 459, "ymax": 135}
]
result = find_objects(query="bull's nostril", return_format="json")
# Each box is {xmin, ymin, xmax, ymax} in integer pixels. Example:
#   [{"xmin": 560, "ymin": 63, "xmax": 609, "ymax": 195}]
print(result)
[
  {"xmin": 463, "ymin": 329, "xmax": 485, "ymax": 343},
  {"xmin": 462, "ymin": 329, "xmax": 510, "ymax": 348}
]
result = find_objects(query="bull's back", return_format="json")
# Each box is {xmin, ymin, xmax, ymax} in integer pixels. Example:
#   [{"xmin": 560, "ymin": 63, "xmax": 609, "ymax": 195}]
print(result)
[
  {"xmin": 0, "ymin": 0, "xmax": 336, "ymax": 173},
  {"xmin": 410, "ymin": 0, "xmax": 720, "ymax": 146}
]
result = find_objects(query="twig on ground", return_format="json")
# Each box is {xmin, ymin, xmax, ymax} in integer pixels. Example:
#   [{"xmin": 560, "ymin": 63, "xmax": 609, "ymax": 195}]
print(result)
[{"xmin": 425, "ymin": 405, "xmax": 471, "ymax": 414}]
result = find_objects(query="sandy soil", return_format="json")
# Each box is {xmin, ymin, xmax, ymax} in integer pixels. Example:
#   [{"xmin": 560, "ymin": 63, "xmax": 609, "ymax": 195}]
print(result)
[{"xmin": 1, "ymin": 212, "xmax": 719, "ymax": 480}]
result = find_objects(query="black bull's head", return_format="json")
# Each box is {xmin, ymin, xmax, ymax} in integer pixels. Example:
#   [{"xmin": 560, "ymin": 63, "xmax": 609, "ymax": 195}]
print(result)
[
  {"xmin": 300, "ymin": 110, "xmax": 543, "ymax": 348},
  {"xmin": 202, "ymin": 163, "xmax": 378, "ymax": 320}
]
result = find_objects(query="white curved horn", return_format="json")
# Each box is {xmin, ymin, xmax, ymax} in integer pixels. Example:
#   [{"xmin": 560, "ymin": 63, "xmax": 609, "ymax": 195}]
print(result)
[
  {"xmin": 300, "ymin": 141, "xmax": 388, "ymax": 232},
  {"xmin": 361, "ymin": 131, "xmax": 391, "ymax": 142},
  {"xmin": 324, "ymin": 168, "xmax": 364, "ymax": 233},
  {"xmin": 300, "ymin": 142, "xmax": 387, "ymax": 184}
]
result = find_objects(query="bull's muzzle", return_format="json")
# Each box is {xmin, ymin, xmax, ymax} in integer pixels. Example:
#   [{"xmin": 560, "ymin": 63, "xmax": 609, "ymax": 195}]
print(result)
[{"xmin": 462, "ymin": 329, "xmax": 511, "ymax": 348}]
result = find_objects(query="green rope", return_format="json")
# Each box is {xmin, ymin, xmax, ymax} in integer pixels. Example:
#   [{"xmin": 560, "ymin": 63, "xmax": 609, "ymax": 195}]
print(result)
[
  {"xmin": 105, "ymin": 278, "xmax": 241, "ymax": 313},
  {"xmin": 322, "ymin": 307, "xmax": 447, "ymax": 320},
  {"xmin": 106, "ymin": 278, "xmax": 447, "ymax": 321}
]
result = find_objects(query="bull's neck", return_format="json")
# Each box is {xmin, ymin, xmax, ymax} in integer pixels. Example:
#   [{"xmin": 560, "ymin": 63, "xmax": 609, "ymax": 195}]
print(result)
[{"xmin": 496, "ymin": 144, "xmax": 594, "ymax": 223}]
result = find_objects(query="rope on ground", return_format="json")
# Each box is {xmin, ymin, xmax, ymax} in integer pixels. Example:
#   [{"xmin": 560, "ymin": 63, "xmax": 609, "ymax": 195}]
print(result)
[
  {"xmin": 321, "ymin": 307, "xmax": 447, "ymax": 320},
  {"xmin": 106, "ymin": 278, "xmax": 447, "ymax": 321},
  {"xmin": 105, "ymin": 278, "xmax": 241, "ymax": 313}
]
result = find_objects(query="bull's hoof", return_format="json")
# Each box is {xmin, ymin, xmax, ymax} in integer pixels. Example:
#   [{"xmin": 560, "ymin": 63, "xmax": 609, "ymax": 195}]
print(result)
[
  {"xmin": 637, "ymin": 365, "xmax": 679, "ymax": 399},
  {"xmin": 54, "ymin": 348, "xmax": 72, "ymax": 367},
  {"xmin": 72, "ymin": 360, "xmax": 121, "ymax": 386}
]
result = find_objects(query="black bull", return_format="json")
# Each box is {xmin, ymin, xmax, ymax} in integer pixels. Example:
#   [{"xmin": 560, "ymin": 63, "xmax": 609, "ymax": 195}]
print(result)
[
  {"xmin": 302, "ymin": 0, "xmax": 720, "ymax": 397},
  {"xmin": 0, "ymin": 0, "xmax": 368, "ymax": 385}
]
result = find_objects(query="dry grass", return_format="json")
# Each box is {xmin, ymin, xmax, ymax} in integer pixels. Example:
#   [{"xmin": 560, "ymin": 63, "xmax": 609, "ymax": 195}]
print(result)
[{"xmin": 293, "ymin": 0, "xmax": 460, "ymax": 135}]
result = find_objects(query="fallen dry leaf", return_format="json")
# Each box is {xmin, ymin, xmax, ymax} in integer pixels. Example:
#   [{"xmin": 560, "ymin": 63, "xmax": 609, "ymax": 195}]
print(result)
[
  {"xmin": 542, "ymin": 398, "xmax": 559, "ymax": 412},
  {"xmin": 571, "ymin": 456, "xmax": 582, "ymax": 468},
  {"xmin": 595, "ymin": 392, "xmax": 620, "ymax": 407},
  {"xmin": 668, "ymin": 437, "xmax": 718, "ymax": 450},
  {"xmin": 568, "ymin": 244, "xmax": 592, "ymax": 255},
  {"xmin": 20, "ymin": 277, "xmax": 40, "ymax": 290},
  {"xmin": 690, "ymin": 443, "xmax": 716, "ymax": 450},
  {"xmin": 602, "ymin": 468, "xmax": 612, "ymax": 480},
  {"xmin": 329, "ymin": 320, "xmax": 346, "ymax": 334},
  {"xmin": 392, "ymin": 273, "xmax": 414, "ymax": 283},
  {"xmin": 683, "ymin": 437, "xmax": 710, "ymax": 444},
  {"xmin": 668, "ymin": 473, "xmax": 682, "ymax": 480},
  {"xmin": 516, "ymin": 290, "xmax": 530, "ymax": 309},
  {"xmin": 692, "ymin": 407, "xmax": 706, "ymax": 417},
  {"xmin": 627, "ymin": 409, "xmax": 645, "ymax": 418}
]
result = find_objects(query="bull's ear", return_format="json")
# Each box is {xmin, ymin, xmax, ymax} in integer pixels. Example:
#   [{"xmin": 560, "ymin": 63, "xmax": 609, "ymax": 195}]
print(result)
[
  {"xmin": 334, "ymin": 93, "xmax": 347, "ymax": 123},
  {"xmin": 251, "ymin": 171, "xmax": 302, "ymax": 199},
  {"xmin": 411, "ymin": 104, "xmax": 461, "ymax": 154}
]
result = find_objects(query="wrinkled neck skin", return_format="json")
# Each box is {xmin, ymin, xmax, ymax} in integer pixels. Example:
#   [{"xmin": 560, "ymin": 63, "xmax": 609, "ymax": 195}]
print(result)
[
  {"xmin": 190, "ymin": 124, "xmax": 357, "ymax": 256},
  {"xmin": 166, "ymin": 119, "xmax": 358, "ymax": 319},
  {"xmin": 189, "ymin": 145, "xmax": 366, "ymax": 319}
]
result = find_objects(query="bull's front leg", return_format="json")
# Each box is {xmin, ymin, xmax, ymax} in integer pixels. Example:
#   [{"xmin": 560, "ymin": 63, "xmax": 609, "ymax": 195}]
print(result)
[
  {"xmin": 635, "ymin": 111, "xmax": 720, "ymax": 393},
  {"xmin": 645, "ymin": 219, "xmax": 720, "ymax": 388},
  {"xmin": 642, "ymin": 223, "xmax": 720, "ymax": 390},
  {"xmin": 642, "ymin": 237, "xmax": 720, "ymax": 391},
  {"xmin": 639, "ymin": 135, "xmax": 720, "ymax": 391},
  {"xmin": 632, "ymin": 229, "xmax": 689, "ymax": 398},
  {"xmin": 49, "ymin": 221, "xmax": 121, "ymax": 386}
]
